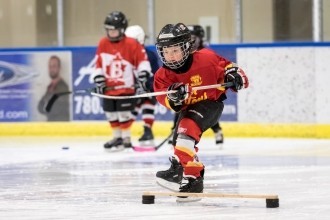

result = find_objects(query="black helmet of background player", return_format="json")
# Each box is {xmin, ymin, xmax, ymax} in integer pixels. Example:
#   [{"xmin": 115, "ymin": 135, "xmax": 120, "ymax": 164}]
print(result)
[
  {"xmin": 104, "ymin": 11, "xmax": 128, "ymax": 42},
  {"xmin": 187, "ymin": 25, "xmax": 205, "ymax": 51},
  {"xmin": 156, "ymin": 23, "xmax": 191, "ymax": 69}
]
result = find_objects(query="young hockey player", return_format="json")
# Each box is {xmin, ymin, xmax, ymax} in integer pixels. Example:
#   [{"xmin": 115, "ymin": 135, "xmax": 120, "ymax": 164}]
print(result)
[
  {"xmin": 93, "ymin": 11, "xmax": 151, "ymax": 151},
  {"xmin": 153, "ymin": 23, "xmax": 249, "ymax": 195},
  {"xmin": 168, "ymin": 25, "xmax": 224, "ymax": 147},
  {"xmin": 125, "ymin": 25, "xmax": 160, "ymax": 147}
]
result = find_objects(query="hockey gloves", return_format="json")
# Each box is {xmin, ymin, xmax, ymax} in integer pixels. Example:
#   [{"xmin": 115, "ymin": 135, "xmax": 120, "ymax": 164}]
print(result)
[
  {"xmin": 167, "ymin": 82, "xmax": 191, "ymax": 104},
  {"xmin": 224, "ymin": 64, "xmax": 244, "ymax": 92},
  {"xmin": 93, "ymin": 75, "xmax": 106, "ymax": 94},
  {"xmin": 136, "ymin": 71, "xmax": 152, "ymax": 92}
]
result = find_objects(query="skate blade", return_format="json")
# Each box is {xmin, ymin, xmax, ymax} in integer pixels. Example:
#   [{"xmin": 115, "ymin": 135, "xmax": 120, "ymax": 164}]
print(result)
[
  {"xmin": 104, "ymin": 145, "xmax": 125, "ymax": 152},
  {"xmin": 156, "ymin": 178, "xmax": 180, "ymax": 192},
  {"xmin": 176, "ymin": 196, "xmax": 202, "ymax": 203},
  {"xmin": 123, "ymin": 148, "xmax": 134, "ymax": 153}
]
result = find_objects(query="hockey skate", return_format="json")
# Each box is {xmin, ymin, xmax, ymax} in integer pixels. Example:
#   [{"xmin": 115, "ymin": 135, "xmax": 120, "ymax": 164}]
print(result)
[
  {"xmin": 156, "ymin": 156, "xmax": 183, "ymax": 191},
  {"xmin": 176, "ymin": 175, "xmax": 204, "ymax": 202},
  {"xmin": 104, "ymin": 137, "xmax": 124, "ymax": 152},
  {"xmin": 122, "ymin": 137, "xmax": 133, "ymax": 152},
  {"xmin": 138, "ymin": 126, "xmax": 155, "ymax": 147},
  {"xmin": 214, "ymin": 129, "xmax": 224, "ymax": 149}
]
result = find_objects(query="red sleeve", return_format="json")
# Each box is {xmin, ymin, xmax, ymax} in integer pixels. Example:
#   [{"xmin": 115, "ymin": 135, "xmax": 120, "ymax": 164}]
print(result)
[
  {"xmin": 223, "ymin": 61, "xmax": 249, "ymax": 91},
  {"xmin": 95, "ymin": 37, "xmax": 107, "ymax": 70},
  {"xmin": 211, "ymin": 50, "xmax": 249, "ymax": 90},
  {"xmin": 153, "ymin": 68, "xmax": 174, "ymax": 109}
]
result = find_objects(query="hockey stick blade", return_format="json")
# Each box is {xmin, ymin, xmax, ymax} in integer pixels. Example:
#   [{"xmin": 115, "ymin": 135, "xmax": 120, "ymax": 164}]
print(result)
[
  {"xmin": 91, "ymin": 82, "xmax": 234, "ymax": 100},
  {"xmin": 45, "ymin": 93, "xmax": 61, "ymax": 112},
  {"xmin": 44, "ymin": 89, "xmax": 91, "ymax": 113}
]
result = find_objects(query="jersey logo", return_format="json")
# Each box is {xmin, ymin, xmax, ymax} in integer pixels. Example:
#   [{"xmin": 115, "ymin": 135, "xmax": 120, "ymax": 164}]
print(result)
[
  {"xmin": 185, "ymin": 91, "xmax": 208, "ymax": 105},
  {"xmin": 190, "ymin": 74, "xmax": 202, "ymax": 86},
  {"xmin": 106, "ymin": 53, "xmax": 127, "ymax": 78},
  {"xmin": 185, "ymin": 74, "xmax": 206, "ymax": 104}
]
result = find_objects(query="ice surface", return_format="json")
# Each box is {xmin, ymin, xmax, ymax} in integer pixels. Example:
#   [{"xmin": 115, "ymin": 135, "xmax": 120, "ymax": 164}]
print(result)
[{"xmin": 0, "ymin": 136, "xmax": 330, "ymax": 220}]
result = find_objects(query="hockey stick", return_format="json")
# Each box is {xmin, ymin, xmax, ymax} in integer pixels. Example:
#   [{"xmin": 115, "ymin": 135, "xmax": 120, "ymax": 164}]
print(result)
[
  {"xmin": 44, "ymin": 86, "xmax": 130, "ymax": 113},
  {"xmin": 142, "ymin": 191, "xmax": 279, "ymax": 208},
  {"xmin": 155, "ymin": 130, "xmax": 174, "ymax": 150},
  {"xmin": 133, "ymin": 130, "xmax": 174, "ymax": 152},
  {"xmin": 44, "ymin": 89, "xmax": 89, "ymax": 112},
  {"xmin": 90, "ymin": 82, "xmax": 234, "ymax": 100}
]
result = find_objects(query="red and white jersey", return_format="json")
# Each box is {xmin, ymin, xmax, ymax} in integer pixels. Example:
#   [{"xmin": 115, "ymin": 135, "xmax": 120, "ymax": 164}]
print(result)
[
  {"xmin": 154, "ymin": 49, "xmax": 248, "ymax": 110},
  {"xmin": 95, "ymin": 36, "xmax": 151, "ymax": 95}
]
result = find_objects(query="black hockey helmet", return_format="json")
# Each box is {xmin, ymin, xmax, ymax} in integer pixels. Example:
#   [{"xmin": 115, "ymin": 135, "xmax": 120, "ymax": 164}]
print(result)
[
  {"xmin": 156, "ymin": 23, "xmax": 191, "ymax": 69},
  {"xmin": 187, "ymin": 25, "xmax": 205, "ymax": 38},
  {"xmin": 187, "ymin": 25, "xmax": 206, "ymax": 51},
  {"xmin": 104, "ymin": 11, "xmax": 128, "ymax": 41}
]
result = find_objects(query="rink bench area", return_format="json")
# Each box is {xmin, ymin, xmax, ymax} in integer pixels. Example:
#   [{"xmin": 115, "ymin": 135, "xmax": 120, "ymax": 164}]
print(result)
[{"xmin": 0, "ymin": 121, "xmax": 329, "ymax": 138}]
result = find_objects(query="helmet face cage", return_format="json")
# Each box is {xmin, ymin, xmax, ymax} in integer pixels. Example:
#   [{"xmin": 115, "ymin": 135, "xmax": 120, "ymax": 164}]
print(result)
[
  {"xmin": 156, "ymin": 23, "xmax": 191, "ymax": 69},
  {"xmin": 156, "ymin": 41, "xmax": 191, "ymax": 69},
  {"xmin": 104, "ymin": 11, "xmax": 128, "ymax": 42}
]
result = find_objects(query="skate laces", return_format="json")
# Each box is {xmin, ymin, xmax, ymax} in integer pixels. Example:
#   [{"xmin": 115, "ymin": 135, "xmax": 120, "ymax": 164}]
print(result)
[
  {"xmin": 169, "ymin": 156, "xmax": 180, "ymax": 169},
  {"xmin": 215, "ymin": 131, "xmax": 222, "ymax": 139},
  {"xmin": 215, "ymin": 130, "xmax": 224, "ymax": 142},
  {"xmin": 108, "ymin": 137, "xmax": 122, "ymax": 145}
]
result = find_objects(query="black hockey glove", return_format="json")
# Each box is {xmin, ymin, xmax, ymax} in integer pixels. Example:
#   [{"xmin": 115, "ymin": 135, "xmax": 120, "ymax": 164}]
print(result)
[
  {"xmin": 224, "ymin": 65, "xmax": 244, "ymax": 92},
  {"xmin": 167, "ymin": 83, "xmax": 191, "ymax": 104},
  {"xmin": 93, "ymin": 75, "xmax": 106, "ymax": 94},
  {"xmin": 136, "ymin": 71, "xmax": 152, "ymax": 92}
]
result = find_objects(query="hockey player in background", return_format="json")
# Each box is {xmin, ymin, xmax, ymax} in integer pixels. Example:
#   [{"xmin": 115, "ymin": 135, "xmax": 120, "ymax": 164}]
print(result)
[
  {"xmin": 125, "ymin": 25, "xmax": 160, "ymax": 147},
  {"xmin": 93, "ymin": 11, "xmax": 152, "ymax": 151},
  {"xmin": 153, "ymin": 23, "xmax": 249, "ymax": 195},
  {"xmin": 168, "ymin": 25, "xmax": 224, "ymax": 147}
]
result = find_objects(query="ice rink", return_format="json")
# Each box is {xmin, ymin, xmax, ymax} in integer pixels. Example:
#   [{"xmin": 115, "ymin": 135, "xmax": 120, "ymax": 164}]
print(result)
[{"xmin": 1, "ymin": 136, "xmax": 330, "ymax": 220}]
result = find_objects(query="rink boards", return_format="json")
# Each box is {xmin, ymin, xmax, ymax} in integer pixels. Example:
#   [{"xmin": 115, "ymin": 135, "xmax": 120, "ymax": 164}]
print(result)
[{"xmin": 0, "ymin": 121, "xmax": 329, "ymax": 138}]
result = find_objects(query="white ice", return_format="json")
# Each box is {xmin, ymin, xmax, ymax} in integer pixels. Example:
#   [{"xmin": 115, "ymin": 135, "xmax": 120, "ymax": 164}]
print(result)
[{"xmin": 0, "ymin": 136, "xmax": 330, "ymax": 220}]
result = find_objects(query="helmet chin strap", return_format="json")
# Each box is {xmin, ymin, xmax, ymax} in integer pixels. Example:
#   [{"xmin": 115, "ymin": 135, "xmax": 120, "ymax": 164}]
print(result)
[{"xmin": 161, "ymin": 54, "xmax": 193, "ymax": 74}]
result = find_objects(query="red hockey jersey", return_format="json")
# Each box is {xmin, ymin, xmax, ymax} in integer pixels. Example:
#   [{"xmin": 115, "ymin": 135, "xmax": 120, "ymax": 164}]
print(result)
[
  {"xmin": 95, "ymin": 36, "xmax": 151, "ymax": 95},
  {"xmin": 154, "ymin": 49, "xmax": 233, "ymax": 110}
]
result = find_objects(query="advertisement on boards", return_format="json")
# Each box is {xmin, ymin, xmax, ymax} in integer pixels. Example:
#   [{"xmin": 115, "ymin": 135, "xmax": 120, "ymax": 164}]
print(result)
[
  {"xmin": 0, "ymin": 51, "xmax": 72, "ymax": 122},
  {"xmin": 0, "ymin": 46, "xmax": 237, "ymax": 122}
]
